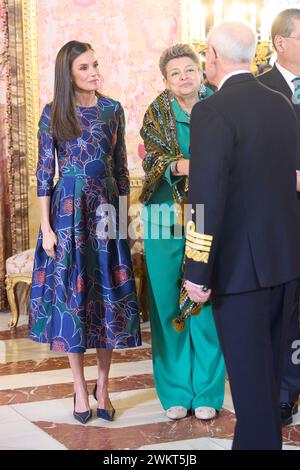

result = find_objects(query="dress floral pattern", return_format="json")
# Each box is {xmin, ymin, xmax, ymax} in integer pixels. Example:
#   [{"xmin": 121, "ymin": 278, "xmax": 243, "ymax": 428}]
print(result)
[{"xmin": 29, "ymin": 97, "xmax": 141, "ymax": 352}]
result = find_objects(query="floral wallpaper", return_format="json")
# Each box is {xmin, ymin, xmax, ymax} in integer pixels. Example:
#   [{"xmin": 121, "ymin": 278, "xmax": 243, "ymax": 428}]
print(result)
[
  {"xmin": 37, "ymin": 0, "xmax": 181, "ymax": 174},
  {"xmin": 0, "ymin": 0, "xmax": 182, "ymax": 308}
]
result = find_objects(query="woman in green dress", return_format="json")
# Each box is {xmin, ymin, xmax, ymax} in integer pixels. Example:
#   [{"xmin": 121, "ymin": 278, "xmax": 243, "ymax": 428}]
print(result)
[{"xmin": 140, "ymin": 44, "xmax": 225, "ymax": 421}]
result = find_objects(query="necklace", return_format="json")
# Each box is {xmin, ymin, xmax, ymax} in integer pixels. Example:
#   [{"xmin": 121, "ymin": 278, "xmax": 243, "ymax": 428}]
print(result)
[{"xmin": 76, "ymin": 95, "xmax": 97, "ymax": 108}]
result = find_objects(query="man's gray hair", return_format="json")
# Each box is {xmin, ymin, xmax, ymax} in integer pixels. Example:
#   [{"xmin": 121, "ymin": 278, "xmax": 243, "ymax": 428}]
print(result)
[
  {"xmin": 271, "ymin": 8, "xmax": 300, "ymax": 49},
  {"xmin": 207, "ymin": 21, "xmax": 257, "ymax": 65}
]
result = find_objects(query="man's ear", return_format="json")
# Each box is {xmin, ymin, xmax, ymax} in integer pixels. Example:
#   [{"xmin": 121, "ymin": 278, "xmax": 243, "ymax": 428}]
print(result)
[
  {"xmin": 209, "ymin": 45, "xmax": 218, "ymax": 65},
  {"xmin": 274, "ymin": 34, "xmax": 284, "ymax": 53}
]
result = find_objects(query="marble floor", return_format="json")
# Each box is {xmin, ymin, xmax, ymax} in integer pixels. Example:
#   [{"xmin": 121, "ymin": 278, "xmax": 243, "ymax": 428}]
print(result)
[{"xmin": 0, "ymin": 312, "xmax": 299, "ymax": 451}]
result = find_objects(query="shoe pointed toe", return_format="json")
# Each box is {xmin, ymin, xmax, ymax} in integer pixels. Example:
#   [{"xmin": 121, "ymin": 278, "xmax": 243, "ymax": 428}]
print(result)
[
  {"xmin": 73, "ymin": 409, "xmax": 93, "ymax": 424},
  {"xmin": 96, "ymin": 407, "xmax": 115, "ymax": 421},
  {"xmin": 73, "ymin": 393, "xmax": 92, "ymax": 424},
  {"xmin": 93, "ymin": 383, "xmax": 115, "ymax": 421}
]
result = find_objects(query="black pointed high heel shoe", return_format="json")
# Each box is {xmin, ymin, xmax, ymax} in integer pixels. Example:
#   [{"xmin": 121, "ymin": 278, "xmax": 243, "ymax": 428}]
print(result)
[
  {"xmin": 73, "ymin": 393, "xmax": 92, "ymax": 424},
  {"xmin": 93, "ymin": 384, "xmax": 115, "ymax": 421}
]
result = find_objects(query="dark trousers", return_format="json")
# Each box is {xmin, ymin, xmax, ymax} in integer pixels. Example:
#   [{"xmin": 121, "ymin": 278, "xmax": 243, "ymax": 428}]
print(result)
[
  {"xmin": 280, "ymin": 280, "xmax": 300, "ymax": 403},
  {"xmin": 211, "ymin": 279, "xmax": 299, "ymax": 450}
]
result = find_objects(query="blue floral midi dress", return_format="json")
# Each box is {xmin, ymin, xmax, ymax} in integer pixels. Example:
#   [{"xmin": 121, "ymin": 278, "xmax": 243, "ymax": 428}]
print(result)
[{"xmin": 29, "ymin": 96, "xmax": 141, "ymax": 352}]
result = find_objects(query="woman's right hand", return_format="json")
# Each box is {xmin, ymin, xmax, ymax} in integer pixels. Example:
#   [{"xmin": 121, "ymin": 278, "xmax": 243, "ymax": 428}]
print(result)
[
  {"xmin": 177, "ymin": 159, "xmax": 190, "ymax": 176},
  {"xmin": 42, "ymin": 226, "xmax": 57, "ymax": 259}
]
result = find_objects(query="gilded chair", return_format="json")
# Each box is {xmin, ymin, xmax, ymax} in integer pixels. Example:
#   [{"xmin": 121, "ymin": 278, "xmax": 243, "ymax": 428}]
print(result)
[{"xmin": 5, "ymin": 248, "xmax": 34, "ymax": 328}]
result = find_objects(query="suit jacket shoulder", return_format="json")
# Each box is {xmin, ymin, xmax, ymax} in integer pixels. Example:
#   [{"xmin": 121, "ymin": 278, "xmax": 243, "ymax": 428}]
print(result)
[
  {"xmin": 257, "ymin": 66, "xmax": 292, "ymax": 99},
  {"xmin": 185, "ymin": 73, "xmax": 300, "ymax": 293}
]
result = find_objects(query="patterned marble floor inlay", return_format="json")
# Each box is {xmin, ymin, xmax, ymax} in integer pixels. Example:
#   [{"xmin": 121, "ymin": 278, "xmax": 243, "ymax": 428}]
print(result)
[
  {"xmin": 0, "ymin": 312, "xmax": 299, "ymax": 450},
  {"xmin": 0, "ymin": 325, "xmax": 29, "ymax": 340},
  {"xmin": 32, "ymin": 410, "xmax": 300, "ymax": 450},
  {"xmin": 0, "ymin": 375, "xmax": 154, "ymax": 405},
  {"xmin": 0, "ymin": 346, "xmax": 152, "ymax": 376},
  {"xmin": 34, "ymin": 410, "xmax": 236, "ymax": 450}
]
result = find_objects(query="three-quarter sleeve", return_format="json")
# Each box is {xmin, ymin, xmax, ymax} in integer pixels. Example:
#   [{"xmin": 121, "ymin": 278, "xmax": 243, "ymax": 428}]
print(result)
[
  {"xmin": 36, "ymin": 104, "xmax": 56, "ymax": 197},
  {"xmin": 113, "ymin": 103, "xmax": 130, "ymax": 195}
]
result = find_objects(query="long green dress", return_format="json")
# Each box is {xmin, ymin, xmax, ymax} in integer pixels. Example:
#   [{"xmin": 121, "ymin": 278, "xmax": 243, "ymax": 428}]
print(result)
[{"xmin": 142, "ymin": 93, "xmax": 226, "ymax": 411}]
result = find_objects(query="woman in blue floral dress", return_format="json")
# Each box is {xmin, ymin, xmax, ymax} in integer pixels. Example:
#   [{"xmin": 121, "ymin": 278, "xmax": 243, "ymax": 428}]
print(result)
[{"xmin": 29, "ymin": 41, "xmax": 141, "ymax": 423}]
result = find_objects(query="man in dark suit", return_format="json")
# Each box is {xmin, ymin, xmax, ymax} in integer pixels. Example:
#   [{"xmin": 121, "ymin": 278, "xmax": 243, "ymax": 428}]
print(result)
[
  {"xmin": 184, "ymin": 21, "xmax": 300, "ymax": 450},
  {"xmin": 258, "ymin": 9, "xmax": 300, "ymax": 427}
]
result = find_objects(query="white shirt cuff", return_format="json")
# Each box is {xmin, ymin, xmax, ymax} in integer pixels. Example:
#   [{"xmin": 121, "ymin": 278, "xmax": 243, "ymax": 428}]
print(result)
[{"xmin": 186, "ymin": 281, "xmax": 204, "ymax": 288}]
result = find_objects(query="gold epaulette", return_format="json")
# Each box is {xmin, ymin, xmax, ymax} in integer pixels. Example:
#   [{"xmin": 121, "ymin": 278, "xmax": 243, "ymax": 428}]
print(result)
[{"xmin": 185, "ymin": 221, "xmax": 213, "ymax": 263}]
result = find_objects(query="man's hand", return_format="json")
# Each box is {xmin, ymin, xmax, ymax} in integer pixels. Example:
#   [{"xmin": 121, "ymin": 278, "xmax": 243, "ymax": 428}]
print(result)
[
  {"xmin": 184, "ymin": 280, "xmax": 211, "ymax": 303},
  {"xmin": 296, "ymin": 171, "xmax": 300, "ymax": 192}
]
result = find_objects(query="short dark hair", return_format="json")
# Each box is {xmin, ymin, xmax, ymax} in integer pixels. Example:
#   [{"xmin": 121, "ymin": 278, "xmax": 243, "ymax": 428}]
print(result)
[{"xmin": 272, "ymin": 8, "xmax": 300, "ymax": 49}]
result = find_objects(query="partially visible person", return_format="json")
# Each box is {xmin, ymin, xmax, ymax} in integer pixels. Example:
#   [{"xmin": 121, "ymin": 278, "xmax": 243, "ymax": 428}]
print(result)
[
  {"xmin": 258, "ymin": 8, "xmax": 300, "ymax": 427},
  {"xmin": 29, "ymin": 41, "xmax": 141, "ymax": 424},
  {"xmin": 203, "ymin": 70, "xmax": 217, "ymax": 92},
  {"xmin": 140, "ymin": 44, "xmax": 225, "ymax": 421},
  {"xmin": 256, "ymin": 63, "xmax": 272, "ymax": 75},
  {"xmin": 184, "ymin": 21, "xmax": 300, "ymax": 449}
]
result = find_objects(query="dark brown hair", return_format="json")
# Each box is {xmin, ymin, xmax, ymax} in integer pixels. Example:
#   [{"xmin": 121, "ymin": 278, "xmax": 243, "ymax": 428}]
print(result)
[{"xmin": 51, "ymin": 40, "xmax": 95, "ymax": 142}]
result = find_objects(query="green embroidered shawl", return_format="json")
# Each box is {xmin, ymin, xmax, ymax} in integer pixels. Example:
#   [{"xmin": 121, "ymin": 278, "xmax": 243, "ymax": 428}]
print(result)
[{"xmin": 139, "ymin": 89, "xmax": 187, "ymax": 205}]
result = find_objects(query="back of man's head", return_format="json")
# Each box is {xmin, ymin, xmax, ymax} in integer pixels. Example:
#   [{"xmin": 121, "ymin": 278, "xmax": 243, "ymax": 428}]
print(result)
[
  {"xmin": 207, "ymin": 21, "xmax": 257, "ymax": 66},
  {"xmin": 272, "ymin": 8, "xmax": 300, "ymax": 49}
]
